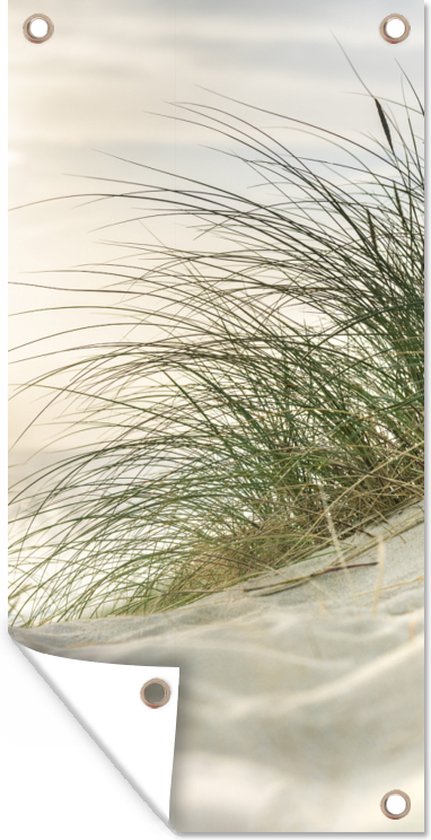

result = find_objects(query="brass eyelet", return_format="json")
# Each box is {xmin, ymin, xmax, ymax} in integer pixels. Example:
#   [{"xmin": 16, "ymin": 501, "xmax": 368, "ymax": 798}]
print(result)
[
  {"xmin": 379, "ymin": 14, "xmax": 411, "ymax": 44},
  {"xmin": 23, "ymin": 14, "xmax": 54, "ymax": 44},
  {"xmin": 140, "ymin": 678, "xmax": 171, "ymax": 708},
  {"xmin": 380, "ymin": 789, "xmax": 411, "ymax": 819}
]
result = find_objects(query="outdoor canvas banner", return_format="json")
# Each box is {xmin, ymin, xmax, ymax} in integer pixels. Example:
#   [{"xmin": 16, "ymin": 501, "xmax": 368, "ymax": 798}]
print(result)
[{"xmin": 9, "ymin": 1, "xmax": 424, "ymax": 832}]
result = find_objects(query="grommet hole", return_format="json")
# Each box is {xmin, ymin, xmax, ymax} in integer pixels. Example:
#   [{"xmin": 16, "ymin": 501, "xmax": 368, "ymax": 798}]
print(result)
[
  {"xmin": 140, "ymin": 678, "xmax": 171, "ymax": 708},
  {"xmin": 380, "ymin": 14, "xmax": 411, "ymax": 44},
  {"xmin": 23, "ymin": 14, "xmax": 54, "ymax": 43},
  {"xmin": 380, "ymin": 789, "xmax": 411, "ymax": 819}
]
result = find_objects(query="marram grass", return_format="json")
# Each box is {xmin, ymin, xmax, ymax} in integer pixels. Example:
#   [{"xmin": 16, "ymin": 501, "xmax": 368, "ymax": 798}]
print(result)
[{"xmin": 9, "ymin": 86, "xmax": 424, "ymax": 625}]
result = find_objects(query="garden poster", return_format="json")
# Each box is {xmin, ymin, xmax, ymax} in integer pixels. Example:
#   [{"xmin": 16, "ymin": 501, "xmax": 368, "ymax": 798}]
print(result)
[{"xmin": 9, "ymin": 1, "xmax": 424, "ymax": 832}]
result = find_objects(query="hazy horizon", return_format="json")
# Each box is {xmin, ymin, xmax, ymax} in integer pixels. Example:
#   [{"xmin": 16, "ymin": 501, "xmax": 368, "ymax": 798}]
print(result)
[{"xmin": 9, "ymin": 0, "xmax": 424, "ymax": 450}]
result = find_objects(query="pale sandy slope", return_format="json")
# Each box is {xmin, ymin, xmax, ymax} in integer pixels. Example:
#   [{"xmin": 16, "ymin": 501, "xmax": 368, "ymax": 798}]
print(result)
[{"xmin": 13, "ymin": 502, "xmax": 424, "ymax": 832}]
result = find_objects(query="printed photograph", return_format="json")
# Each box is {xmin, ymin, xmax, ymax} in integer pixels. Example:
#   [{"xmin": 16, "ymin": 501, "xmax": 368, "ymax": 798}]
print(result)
[{"xmin": 9, "ymin": 0, "xmax": 424, "ymax": 831}]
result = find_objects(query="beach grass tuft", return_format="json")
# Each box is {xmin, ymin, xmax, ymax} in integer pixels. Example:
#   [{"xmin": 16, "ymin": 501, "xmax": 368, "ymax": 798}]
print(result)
[{"xmin": 9, "ymin": 86, "xmax": 424, "ymax": 625}]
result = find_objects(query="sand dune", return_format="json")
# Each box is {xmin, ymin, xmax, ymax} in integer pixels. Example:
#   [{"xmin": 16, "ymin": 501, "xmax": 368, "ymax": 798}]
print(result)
[{"xmin": 13, "ymin": 502, "xmax": 424, "ymax": 832}]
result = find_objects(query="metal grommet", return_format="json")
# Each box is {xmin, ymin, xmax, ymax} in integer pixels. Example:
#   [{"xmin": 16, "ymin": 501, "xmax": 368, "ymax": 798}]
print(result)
[
  {"xmin": 140, "ymin": 678, "xmax": 171, "ymax": 708},
  {"xmin": 380, "ymin": 789, "xmax": 411, "ymax": 819},
  {"xmin": 379, "ymin": 14, "xmax": 411, "ymax": 44},
  {"xmin": 23, "ymin": 13, "xmax": 54, "ymax": 43}
]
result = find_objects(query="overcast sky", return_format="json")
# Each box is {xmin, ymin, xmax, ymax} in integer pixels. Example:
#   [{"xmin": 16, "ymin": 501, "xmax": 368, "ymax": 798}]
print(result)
[{"xmin": 9, "ymin": 0, "xmax": 424, "ymax": 449}]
